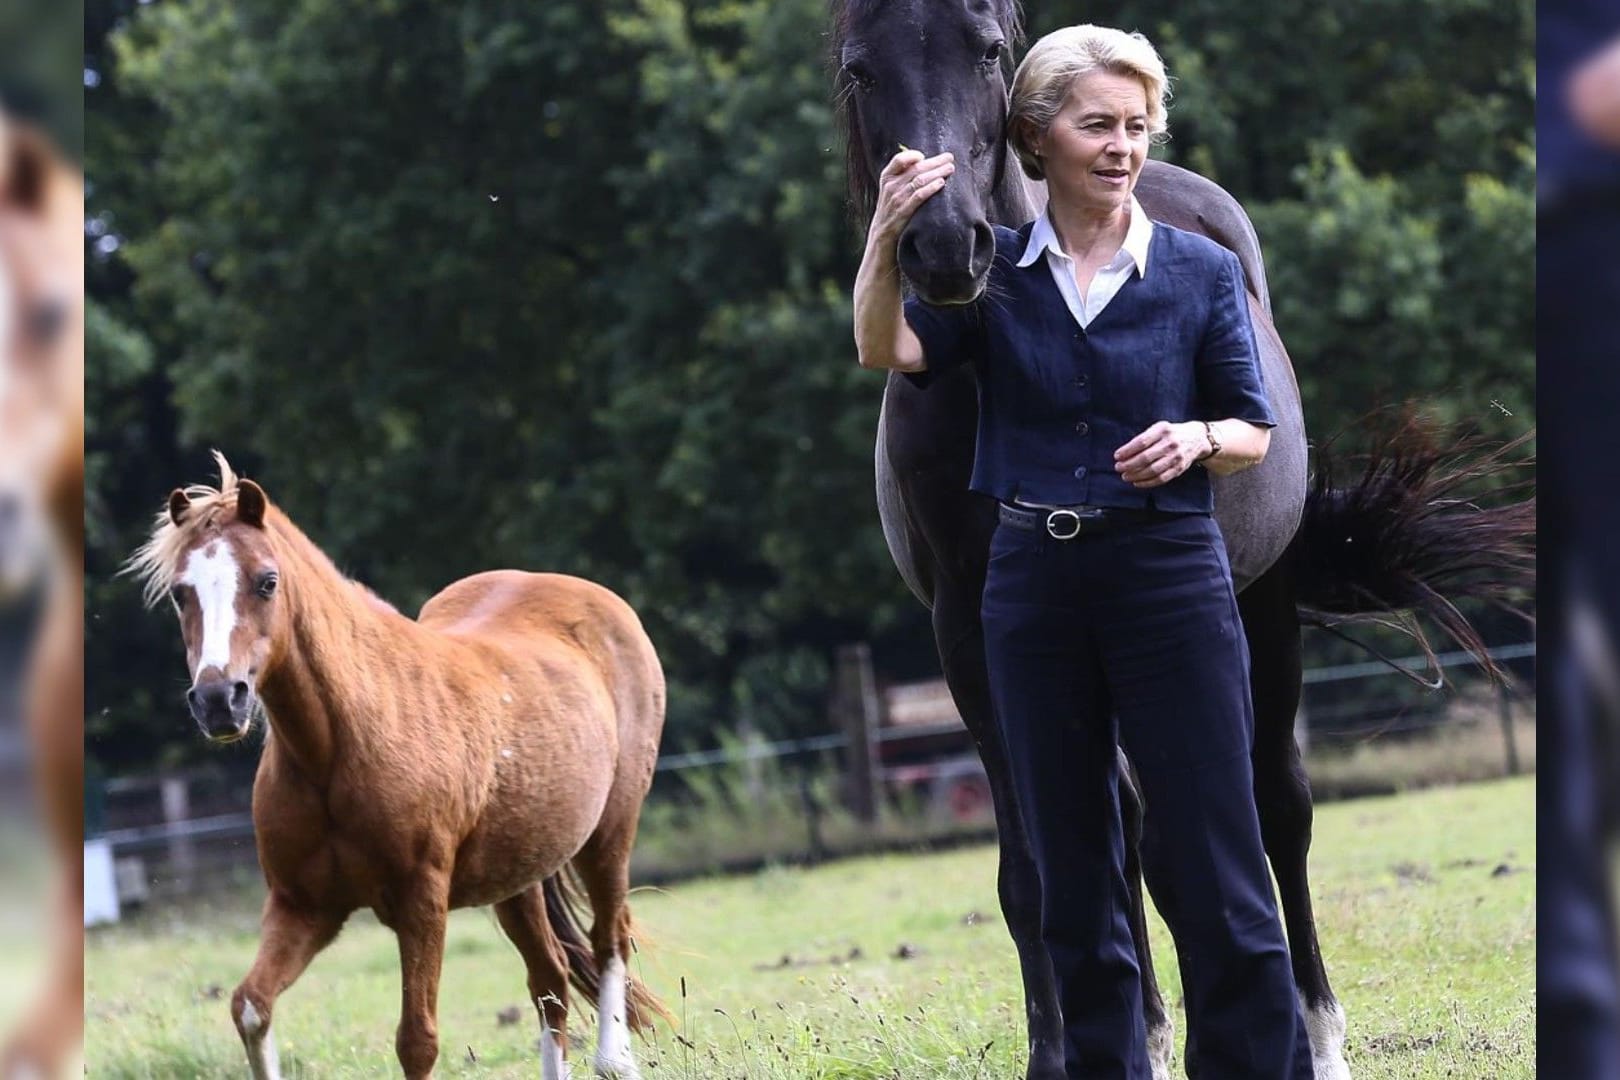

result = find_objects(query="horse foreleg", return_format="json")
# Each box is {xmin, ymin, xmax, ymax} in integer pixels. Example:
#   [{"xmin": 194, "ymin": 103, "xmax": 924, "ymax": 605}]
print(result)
[
  {"xmin": 495, "ymin": 886, "xmax": 575, "ymax": 1080},
  {"xmin": 1242, "ymin": 561, "xmax": 1350, "ymax": 1080},
  {"xmin": 933, "ymin": 585, "xmax": 1066, "ymax": 1080},
  {"xmin": 392, "ymin": 883, "xmax": 450, "ymax": 1080},
  {"xmin": 231, "ymin": 894, "xmax": 344, "ymax": 1080},
  {"xmin": 1119, "ymin": 753, "xmax": 1173, "ymax": 1080}
]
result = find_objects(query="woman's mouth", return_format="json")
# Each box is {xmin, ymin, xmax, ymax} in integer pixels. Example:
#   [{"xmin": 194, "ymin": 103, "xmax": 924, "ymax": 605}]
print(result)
[{"xmin": 1094, "ymin": 168, "xmax": 1129, "ymax": 185}]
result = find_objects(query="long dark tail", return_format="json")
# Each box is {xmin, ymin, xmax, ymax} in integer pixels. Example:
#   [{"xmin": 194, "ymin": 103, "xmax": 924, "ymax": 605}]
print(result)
[
  {"xmin": 541, "ymin": 869, "xmax": 674, "ymax": 1033},
  {"xmin": 1292, "ymin": 410, "xmax": 1536, "ymax": 681}
]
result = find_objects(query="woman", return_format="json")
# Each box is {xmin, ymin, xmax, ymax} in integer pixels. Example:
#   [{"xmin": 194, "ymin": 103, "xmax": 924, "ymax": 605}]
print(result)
[{"xmin": 853, "ymin": 25, "xmax": 1314, "ymax": 1080}]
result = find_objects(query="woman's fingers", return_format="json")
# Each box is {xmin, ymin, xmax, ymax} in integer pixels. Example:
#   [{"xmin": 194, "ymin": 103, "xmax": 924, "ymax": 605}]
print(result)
[
  {"xmin": 869, "ymin": 152, "xmax": 955, "ymax": 242},
  {"xmin": 882, "ymin": 149, "xmax": 952, "ymax": 178}
]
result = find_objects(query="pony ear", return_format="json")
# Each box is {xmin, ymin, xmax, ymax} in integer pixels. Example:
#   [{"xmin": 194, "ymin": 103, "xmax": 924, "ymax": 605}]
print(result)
[
  {"xmin": 167, "ymin": 489, "xmax": 191, "ymax": 526},
  {"xmin": 236, "ymin": 479, "xmax": 268, "ymax": 527},
  {"xmin": 2, "ymin": 124, "xmax": 51, "ymax": 213}
]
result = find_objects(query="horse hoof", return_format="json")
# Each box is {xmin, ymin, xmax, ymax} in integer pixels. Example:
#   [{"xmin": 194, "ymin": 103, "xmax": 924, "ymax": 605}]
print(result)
[
  {"xmin": 1147, "ymin": 1016, "xmax": 1175, "ymax": 1080},
  {"xmin": 1304, "ymin": 997, "xmax": 1351, "ymax": 1080}
]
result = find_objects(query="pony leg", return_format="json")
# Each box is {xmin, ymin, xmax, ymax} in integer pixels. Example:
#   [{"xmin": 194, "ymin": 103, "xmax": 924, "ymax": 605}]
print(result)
[
  {"xmin": 571, "ymin": 848, "xmax": 642, "ymax": 1080},
  {"xmin": 231, "ymin": 894, "xmax": 344, "ymax": 1080},
  {"xmin": 932, "ymin": 583, "xmax": 1066, "ymax": 1080},
  {"xmin": 495, "ymin": 886, "xmax": 575, "ymax": 1080},
  {"xmin": 392, "ymin": 883, "xmax": 450, "ymax": 1080},
  {"xmin": 1242, "ymin": 561, "xmax": 1349, "ymax": 1080},
  {"xmin": 1119, "ymin": 753, "xmax": 1173, "ymax": 1080}
]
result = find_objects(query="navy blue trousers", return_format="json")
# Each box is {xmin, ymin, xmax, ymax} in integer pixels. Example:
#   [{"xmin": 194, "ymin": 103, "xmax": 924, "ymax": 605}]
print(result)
[{"xmin": 981, "ymin": 513, "xmax": 1313, "ymax": 1079}]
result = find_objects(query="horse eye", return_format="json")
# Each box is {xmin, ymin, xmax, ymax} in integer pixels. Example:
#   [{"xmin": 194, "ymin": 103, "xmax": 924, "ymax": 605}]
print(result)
[
  {"xmin": 980, "ymin": 42, "xmax": 1005, "ymax": 66},
  {"xmin": 842, "ymin": 63, "xmax": 875, "ymax": 91},
  {"xmin": 256, "ymin": 573, "xmax": 278, "ymax": 599}
]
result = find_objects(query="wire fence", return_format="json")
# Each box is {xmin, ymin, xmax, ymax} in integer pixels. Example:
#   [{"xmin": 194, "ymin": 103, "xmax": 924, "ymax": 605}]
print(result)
[{"xmin": 88, "ymin": 640, "xmax": 1536, "ymax": 913}]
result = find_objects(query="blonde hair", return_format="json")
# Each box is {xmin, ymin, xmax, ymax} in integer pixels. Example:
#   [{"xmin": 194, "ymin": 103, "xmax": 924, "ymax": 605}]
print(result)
[
  {"xmin": 125, "ymin": 450, "xmax": 245, "ymax": 608},
  {"xmin": 1008, "ymin": 25, "xmax": 1171, "ymax": 182}
]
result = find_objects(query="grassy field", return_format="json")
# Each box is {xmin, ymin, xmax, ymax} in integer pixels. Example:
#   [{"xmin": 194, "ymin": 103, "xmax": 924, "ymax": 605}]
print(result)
[{"xmin": 86, "ymin": 777, "xmax": 1534, "ymax": 1078}]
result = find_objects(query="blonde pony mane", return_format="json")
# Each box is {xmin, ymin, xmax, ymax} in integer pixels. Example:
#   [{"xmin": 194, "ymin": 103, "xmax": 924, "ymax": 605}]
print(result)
[{"xmin": 126, "ymin": 450, "xmax": 251, "ymax": 609}]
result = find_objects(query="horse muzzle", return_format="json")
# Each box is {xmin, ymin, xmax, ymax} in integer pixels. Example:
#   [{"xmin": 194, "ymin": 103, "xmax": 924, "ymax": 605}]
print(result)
[
  {"xmin": 897, "ymin": 209, "xmax": 994, "ymax": 307},
  {"xmin": 188, "ymin": 676, "xmax": 255, "ymax": 742}
]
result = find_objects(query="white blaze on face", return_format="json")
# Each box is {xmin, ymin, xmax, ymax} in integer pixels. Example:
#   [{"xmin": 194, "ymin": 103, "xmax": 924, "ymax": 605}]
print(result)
[
  {"xmin": 180, "ymin": 541, "xmax": 242, "ymax": 675},
  {"xmin": 593, "ymin": 955, "xmax": 638, "ymax": 1078},
  {"xmin": 0, "ymin": 257, "xmax": 14, "ymax": 399}
]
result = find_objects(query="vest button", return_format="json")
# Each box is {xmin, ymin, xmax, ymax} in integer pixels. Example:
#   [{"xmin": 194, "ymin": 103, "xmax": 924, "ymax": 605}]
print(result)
[
  {"xmin": 1074, "ymin": 421, "xmax": 1090, "ymax": 436},
  {"xmin": 1073, "ymin": 465, "xmax": 1088, "ymax": 479}
]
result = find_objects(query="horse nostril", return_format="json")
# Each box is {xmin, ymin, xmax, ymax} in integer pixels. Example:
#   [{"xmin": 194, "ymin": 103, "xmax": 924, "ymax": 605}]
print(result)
[
  {"xmin": 970, "ymin": 221, "xmax": 994, "ymax": 278},
  {"xmin": 26, "ymin": 299, "xmax": 66, "ymax": 345},
  {"xmin": 231, "ymin": 681, "xmax": 250, "ymax": 708},
  {"xmin": 187, "ymin": 688, "xmax": 201, "ymax": 710},
  {"xmin": 896, "ymin": 229, "xmax": 923, "ymax": 274}
]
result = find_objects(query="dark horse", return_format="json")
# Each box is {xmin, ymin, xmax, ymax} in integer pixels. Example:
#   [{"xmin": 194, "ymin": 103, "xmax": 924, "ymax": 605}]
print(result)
[{"xmin": 831, "ymin": 3, "xmax": 1533, "ymax": 1078}]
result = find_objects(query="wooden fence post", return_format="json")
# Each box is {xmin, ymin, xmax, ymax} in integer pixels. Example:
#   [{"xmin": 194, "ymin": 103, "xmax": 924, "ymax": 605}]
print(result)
[
  {"xmin": 1498, "ymin": 683, "xmax": 1520, "ymax": 776},
  {"xmin": 833, "ymin": 643, "xmax": 882, "ymax": 823},
  {"xmin": 160, "ymin": 775, "xmax": 197, "ymax": 893}
]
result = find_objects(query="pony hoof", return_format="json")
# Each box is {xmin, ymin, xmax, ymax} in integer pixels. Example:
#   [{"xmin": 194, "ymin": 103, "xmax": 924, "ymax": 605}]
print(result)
[
  {"xmin": 1147, "ymin": 1016, "xmax": 1175, "ymax": 1080},
  {"xmin": 593, "ymin": 1056, "xmax": 641, "ymax": 1080}
]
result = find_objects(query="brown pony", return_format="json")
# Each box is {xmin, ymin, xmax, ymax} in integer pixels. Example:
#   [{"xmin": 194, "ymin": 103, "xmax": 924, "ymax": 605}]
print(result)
[
  {"xmin": 129, "ymin": 455, "xmax": 671, "ymax": 1079},
  {"xmin": 0, "ymin": 112, "xmax": 85, "ymax": 1080}
]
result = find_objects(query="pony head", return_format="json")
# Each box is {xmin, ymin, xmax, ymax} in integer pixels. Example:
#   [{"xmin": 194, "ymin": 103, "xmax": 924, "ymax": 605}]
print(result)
[
  {"xmin": 833, "ymin": 0, "xmax": 1023, "ymax": 304},
  {"xmin": 128, "ymin": 454, "xmax": 285, "ymax": 743},
  {"xmin": 0, "ymin": 114, "xmax": 82, "ymax": 598}
]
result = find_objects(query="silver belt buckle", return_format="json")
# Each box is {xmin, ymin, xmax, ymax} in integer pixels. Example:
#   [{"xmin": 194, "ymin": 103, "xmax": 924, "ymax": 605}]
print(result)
[{"xmin": 1045, "ymin": 508, "xmax": 1082, "ymax": 540}]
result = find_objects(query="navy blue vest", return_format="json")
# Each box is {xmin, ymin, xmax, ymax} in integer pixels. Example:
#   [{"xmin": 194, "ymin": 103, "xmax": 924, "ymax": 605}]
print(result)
[{"xmin": 903, "ymin": 220, "xmax": 1275, "ymax": 512}]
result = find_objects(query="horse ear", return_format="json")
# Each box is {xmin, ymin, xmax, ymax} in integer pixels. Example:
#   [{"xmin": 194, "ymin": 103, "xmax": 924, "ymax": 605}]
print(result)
[
  {"xmin": 167, "ymin": 489, "xmax": 191, "ymax": 526},
  {"xmin": 236, "ymin": 479, "xmax": 268, "ymax": 527}
]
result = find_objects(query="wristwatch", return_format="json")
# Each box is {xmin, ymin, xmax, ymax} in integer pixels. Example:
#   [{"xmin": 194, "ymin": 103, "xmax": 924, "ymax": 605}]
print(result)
[{"xmin": 1198, "ymin": 421, "xmax": 1221, "ymax": 463}]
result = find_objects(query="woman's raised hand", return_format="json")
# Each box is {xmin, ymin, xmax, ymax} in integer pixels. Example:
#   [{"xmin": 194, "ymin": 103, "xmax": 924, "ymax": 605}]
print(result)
[{"xmin": 868, "ymin": 149, "xmax": 955, "ymax": 247}]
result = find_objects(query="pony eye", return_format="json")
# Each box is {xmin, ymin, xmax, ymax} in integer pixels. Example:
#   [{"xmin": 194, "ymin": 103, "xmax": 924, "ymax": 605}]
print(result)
[
  {"xmin": 980, "ymin": 41, "xmax": 1005, "ymax": 66},
  {"xmin": 842, "ymin": 63, "xmax": 875, "ymax": 91},
  {"xmin": 256, "ymin": 573, "xmax": 278, "ymax": 599}
]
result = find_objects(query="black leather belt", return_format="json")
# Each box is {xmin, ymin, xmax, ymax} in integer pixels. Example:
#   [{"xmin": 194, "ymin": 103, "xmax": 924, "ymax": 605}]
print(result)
[{"xmin": 998, "ymin": 502, "xmax": 1178, "ymax": 540}]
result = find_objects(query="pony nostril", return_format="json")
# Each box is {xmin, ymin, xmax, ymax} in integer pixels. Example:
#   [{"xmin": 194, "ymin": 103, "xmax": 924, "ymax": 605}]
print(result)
[
  {"xmin": 231, "ymin": 681, "xmax": 250, "ymax": 707},
  {"xmin": 187, "ymin": 688, "xmax": 201, "ymax": 710}
]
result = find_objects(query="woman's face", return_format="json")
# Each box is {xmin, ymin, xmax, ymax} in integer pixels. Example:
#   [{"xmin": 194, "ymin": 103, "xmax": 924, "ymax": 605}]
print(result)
[{"xmin": 1035, "ymin": 70, "xmax": 1151, "ymax": 216}]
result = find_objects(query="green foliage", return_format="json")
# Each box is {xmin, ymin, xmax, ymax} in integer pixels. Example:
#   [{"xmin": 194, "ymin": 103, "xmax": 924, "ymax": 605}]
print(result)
[{"xmin": 85, "ymin": 0, "xmax": 1532, "ymax": 772}]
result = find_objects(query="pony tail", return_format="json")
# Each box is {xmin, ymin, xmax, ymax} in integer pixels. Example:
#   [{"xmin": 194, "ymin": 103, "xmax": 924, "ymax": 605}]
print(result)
[
  {"xmin": 1291, "ymin": 408, "xmax": 1536, "ymax": 683},
  {"xmin": 541, "ymin": 870, "xmax": 673, "ymax": 1032}
]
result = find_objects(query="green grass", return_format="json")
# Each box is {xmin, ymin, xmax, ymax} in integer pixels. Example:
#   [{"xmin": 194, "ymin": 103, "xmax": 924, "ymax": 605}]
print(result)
[{"xmin": 86, "ymin": 777, "xmax": 1534, "ymax": 1078}]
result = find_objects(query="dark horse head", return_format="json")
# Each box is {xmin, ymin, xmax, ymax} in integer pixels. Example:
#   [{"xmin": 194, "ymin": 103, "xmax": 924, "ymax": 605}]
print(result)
[{"xmin": 833, "ymin": 0, "xmax": 1027, "ymax": 305}]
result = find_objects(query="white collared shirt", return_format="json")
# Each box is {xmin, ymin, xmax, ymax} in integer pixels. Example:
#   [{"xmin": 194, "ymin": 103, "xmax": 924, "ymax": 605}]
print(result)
[{"xmin": 1016, "ymin": 195, "xmax": 1154, "ymax": 329}]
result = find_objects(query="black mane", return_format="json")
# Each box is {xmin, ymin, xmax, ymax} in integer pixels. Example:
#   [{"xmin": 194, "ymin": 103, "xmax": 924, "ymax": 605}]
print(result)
[{"xmin": 828, "ymin": 0, "xmax": 1025, "ymax": 224}]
